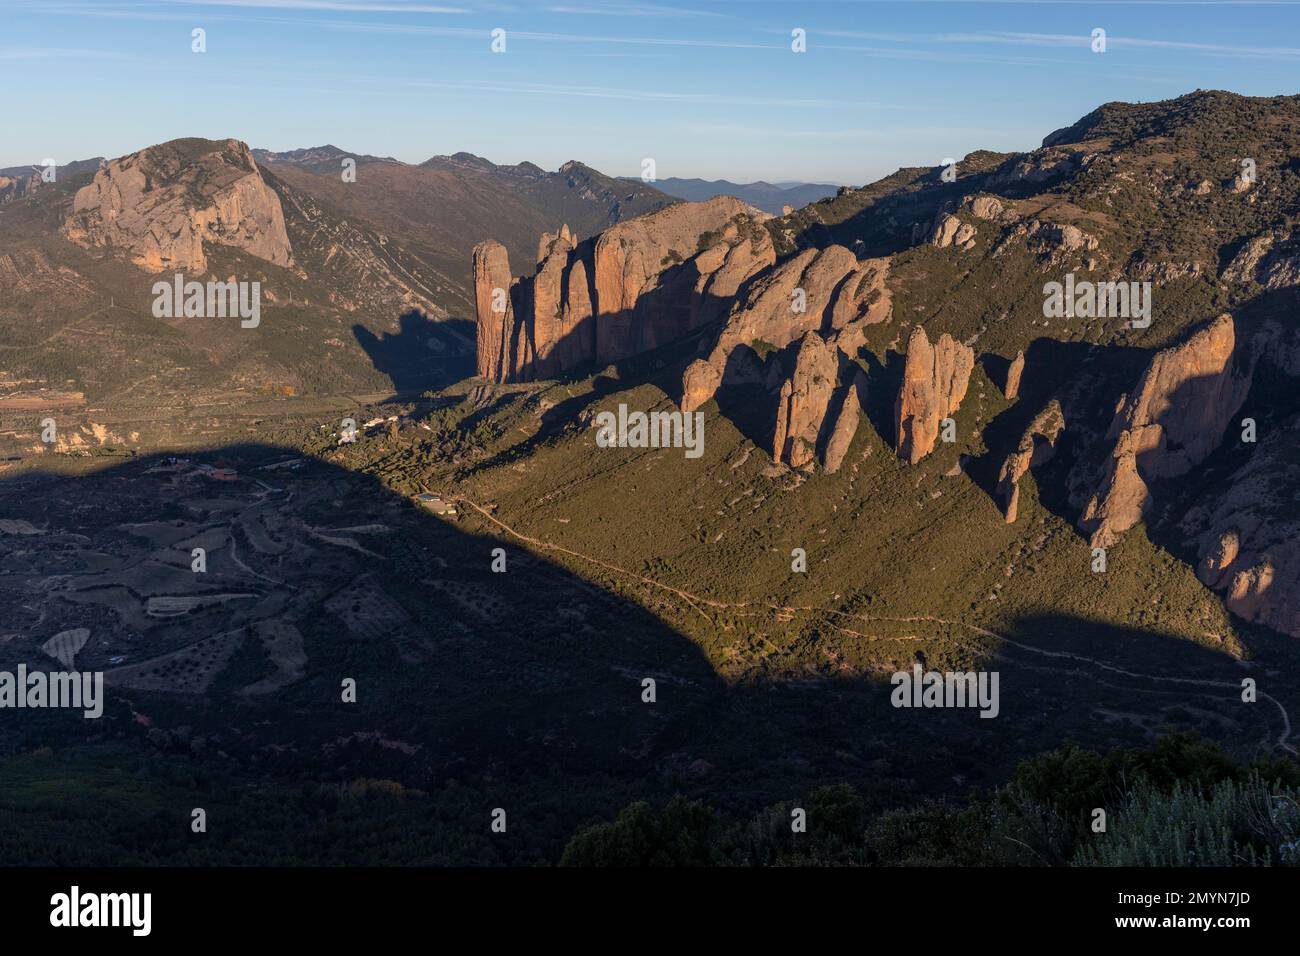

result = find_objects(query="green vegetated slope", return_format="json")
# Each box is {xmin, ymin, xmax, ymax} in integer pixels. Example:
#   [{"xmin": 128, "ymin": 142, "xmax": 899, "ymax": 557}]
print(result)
[{"xmin": 373, "ymin": 348, "xmax": 1246, "ymax": 683}]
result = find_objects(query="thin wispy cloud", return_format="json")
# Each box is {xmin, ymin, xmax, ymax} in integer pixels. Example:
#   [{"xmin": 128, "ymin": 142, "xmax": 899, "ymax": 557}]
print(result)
[
  {"xmin": 568, "ymin": 52, "xmax": 680, "ymax": 58},
  {"xmin": 961, "ymin": 30, "xmax": 1300, "ymax": 58},
  {"xmin": 327, "ymin": 21, "xmax": 783, "ymax": 49},
  {"xmin": 0, "ymin": 46, "xmax": 135, "ymax": 61},
  {"xmin": 204, "ymin": 61, "xmax": 913, "ymax": 109},
  {"xmin": 820, "ymin": 42, "xmax": 1077, "ymax": 67},
  {"xmin": 391, "ymin": 76, "xmax": 843, "ymax": 108},
  {"xmin": 811, "ymin": 26, "xmax": 1300, "ymax": 65},
  {"xmin": 839, "ymin": 1, "xmax": 1300, "ymax": 4},
  {"xmin": 152, "ymin": 0, "xmax": 469, "ymax": 12},
  {"xmin": 545, "ymin": 2, "xmax": 725, "ymax": 16},
  {"xmin": 825, "ymin": 28, "xmax": 1300, "ymax": 61}
]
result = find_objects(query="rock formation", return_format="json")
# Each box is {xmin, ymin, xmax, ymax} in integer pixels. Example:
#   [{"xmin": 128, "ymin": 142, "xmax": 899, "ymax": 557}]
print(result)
[
  {"xmin": 1004, "ymin": 349, "xmax": 1025, "ymax": 400},
  {"xmin": 771, "ymin": 332, "xmax": 839, "ymax": 468},
  {"xmin": 667, "ymin": 241, "xmax": 889, "ymax": 473},
  {"xmin": 529, "ymin": 225, "xmax": 583, "ymax": 378},
  {"xmin": 0, "ymin": 171, "xmax": 40, "ymax": 205},
  {"xmin": 929, "ymin": 213, "xmax": 977, "ymax": 250},
  {"xmin": 1222, "ymin": 224, "xmax": 1300, "ymax": 291},
  {"xmin": 1110, "ymin": 314, "xmax": 1249, "ymax": 477},
  {"xmin": 680, "ymin": 246, "xmax": 890, "ymax": 413},
  {"xmin": 474, "ymin": 197, "xmax": 773, "ymax": 383},
  {"xmin": 987, "ymin": 146, "xmax": 1082, "ymax": 188},
  {"xmin": 681, "ymin": 358, "xmax": 724, "ymax": 416},
  {"xmin": 1035, "ymin": 222, "xmax": 1096, "ymax": 253},
  {"xmin": 994, "ymin": 218, "xmax": 1099, "ymax": 261},
  {"xmin": 1186, "ymin": 415, "xmax": 1300, "ymax": 637},
  {"xmin": 823, "ymin": 369, "xmax": 867, "ymax": 474},
  {"xmin": 472, "ymin": 240, "xmax": 516, "ymax": 381},
  {"xmin": 894, "ymin": 326, "xmax": 975, "ymax": 464},
  {"xmin": 765, "ymin": 337, "xmax": 868, "ymax": 473},
  {"xmin": 1080, "ymin": 314, "xmax": 1252, "ymax": 548},
  {"xmin": 996, "ymin": 400, "xmax": 1064, "ymax": 523},
  {"xmin": 63, "ymin": 138, "xmax": 293, "ymax": 274},
  {"xmin": 591, "ymin": 197, "xmax": 764, "ymax": 359},
  {"xmin": 967, "ymin": 195, "xmax": 1007, "ymax": 222}
]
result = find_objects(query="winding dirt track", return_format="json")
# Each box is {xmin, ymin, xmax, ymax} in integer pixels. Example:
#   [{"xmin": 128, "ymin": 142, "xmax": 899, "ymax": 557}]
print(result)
[{"xmin": 451, "ymin": 495, "xmax": 1297, "ymax": 755}]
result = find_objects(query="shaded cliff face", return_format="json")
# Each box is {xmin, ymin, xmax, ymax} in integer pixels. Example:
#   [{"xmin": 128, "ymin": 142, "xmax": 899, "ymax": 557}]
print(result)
[
  {"xmin": 63, "ymin": 138, "xmax": 294, "ymax": 274},
  {"xmin": 997, "ymin": 399, "xmax": 1066, "ymax": 524},
  {"xmin": 1187, "ymin": 415, "xmax": 1300, "ymax": 637},
  {"xmin": 1108, "ymin": 313, "xmax": 1249, "ymax": 480},
  {"xmin": 473, "ymin": 197, "xmax": 773, "ymax": 384},
  {"xmin": 1081, "ymin": 314, "xmax": 1252, "ymax": 548},
  {"xmin": 589, "ymin": 196, "xmax": 770, "ymax": 364},
  {"xmin": 771, "ymin": 332, "xmax": 839, "ymax": 469},
  {"xmin": 1004, "ymin": 350, "xmax": 1025, "ymax": 400},
  {"xmin": 822, "ymin": 369, "xmax": 867, "ymax": 475}
]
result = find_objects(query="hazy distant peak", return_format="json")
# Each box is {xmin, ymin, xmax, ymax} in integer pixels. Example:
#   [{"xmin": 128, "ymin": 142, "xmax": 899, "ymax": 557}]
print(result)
[
  {"xmin": 0, "ymin": 157, "xmax": 103, "ymax": 180},
  {"xmin": 420, "ymin": 151, "xmax": 498, "ymax": 171},
  {"xmin": 630, "ymin": 176, "xmax": 840, "ymax": 215},
  {"xmin": 253, "ymin": 145, "xmax": 403, "ymax": 173}
]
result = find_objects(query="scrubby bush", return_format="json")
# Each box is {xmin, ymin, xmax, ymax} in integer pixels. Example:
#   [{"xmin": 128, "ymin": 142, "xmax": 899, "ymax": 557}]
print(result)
[
  {"xmin": 559, "ymin": 735, "xmax": 1300, "ymax": 867},
  {"xmin": 1077, "ymin": 776, "xmax": 1300, "ymax": 867},
  {"xmin": 559, "ymin": 797, "xmax": 724, "ymax": 866}
]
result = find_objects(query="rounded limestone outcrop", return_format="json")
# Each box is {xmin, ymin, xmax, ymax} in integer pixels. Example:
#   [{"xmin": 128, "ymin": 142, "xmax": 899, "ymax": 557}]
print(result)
[
  {"xmin": 680, "ymin": 245, "xmax": 891, "ymax": 413},
  {"xmin": 63, "ymin": 138, "xmax": 294, "ymax": 274}
]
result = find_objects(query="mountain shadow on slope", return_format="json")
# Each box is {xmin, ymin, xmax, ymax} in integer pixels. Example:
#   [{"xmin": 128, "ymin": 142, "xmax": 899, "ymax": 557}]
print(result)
[{"xmin": 352, "ymin": 312, "xmax": 476, "ymax": 395}]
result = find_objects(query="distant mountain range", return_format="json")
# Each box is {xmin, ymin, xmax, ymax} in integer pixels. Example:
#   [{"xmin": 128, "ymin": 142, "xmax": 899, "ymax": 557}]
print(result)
[
  {"xmin": 621, "ymin": 175, "xmax": 841, "ymax": 215},
  {"xmin": 0, "ymin": 158, "xmax": 104, "ymax": 205},
  {"xmin": 253, "ymin": 145, "xmax": 676, "ymax": 278},
  {"xmin": 251, "ymin": 144, "xmax": 403, "ymax": 174},
  {"xmin": 250, "ymin": 148, "xmax": 839, "ymax": 216},
  {"xmin": 0, "ymin": 158, "xmax": 104, "ymax": 180}
]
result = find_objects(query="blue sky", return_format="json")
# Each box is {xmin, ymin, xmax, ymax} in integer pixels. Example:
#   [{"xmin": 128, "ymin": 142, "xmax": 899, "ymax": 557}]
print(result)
[{"xmin": 4, "ymin": 0, "xmax": 1300, "ymax": 184}]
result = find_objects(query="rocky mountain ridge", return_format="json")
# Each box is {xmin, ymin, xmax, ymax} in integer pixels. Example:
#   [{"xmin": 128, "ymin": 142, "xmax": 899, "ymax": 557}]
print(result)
[
  {"xmin": 474, "ymin": 196, "xmax": 775, "ymax": 382},
  {"xmin": 465, "ymin": 89, "xmax": 1300, "ymax": 641}
]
